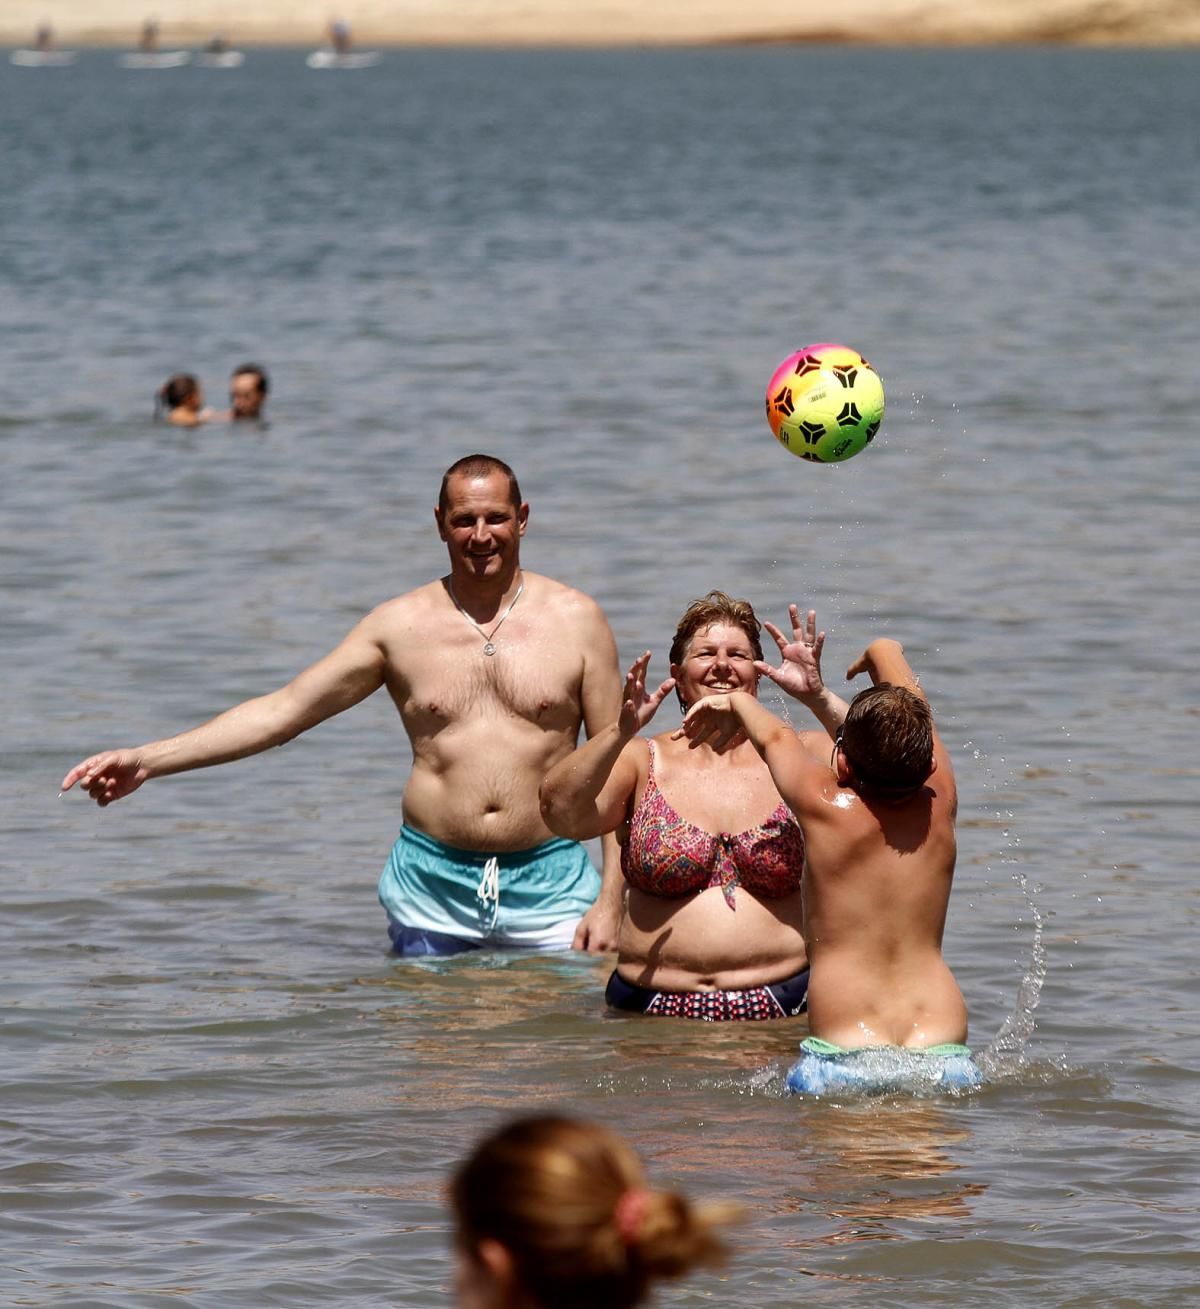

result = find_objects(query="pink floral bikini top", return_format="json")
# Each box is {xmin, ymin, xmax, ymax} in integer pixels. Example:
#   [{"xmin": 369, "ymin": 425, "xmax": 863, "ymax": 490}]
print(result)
[{"xmin": 621, "ymin": 742, "xmax": 806, "ymax": 911}]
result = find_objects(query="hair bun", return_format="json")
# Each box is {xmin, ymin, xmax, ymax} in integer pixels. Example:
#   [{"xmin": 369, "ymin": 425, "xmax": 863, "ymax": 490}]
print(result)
[{"xmin": 613, "ymin": 1188, "xmax": 652, "ymax": 1245}]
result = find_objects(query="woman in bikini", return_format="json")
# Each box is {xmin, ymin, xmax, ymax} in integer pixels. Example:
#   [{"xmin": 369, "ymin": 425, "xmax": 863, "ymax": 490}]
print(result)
[{"xmin": 540, "ymin": 592, "xmax": 847, "ymax": 1020}]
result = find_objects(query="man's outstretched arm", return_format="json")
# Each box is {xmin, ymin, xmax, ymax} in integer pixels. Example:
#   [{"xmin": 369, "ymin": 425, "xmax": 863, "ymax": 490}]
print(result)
[{"xmin": 61, "ymin": 611, "xmax": 390, "ymax": 806}]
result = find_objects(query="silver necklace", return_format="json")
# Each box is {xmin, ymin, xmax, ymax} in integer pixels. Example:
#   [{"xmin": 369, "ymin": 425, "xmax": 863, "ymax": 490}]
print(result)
[{"xmin": 447, "ymin": 575, "xmax": 524, "ymax": 655}]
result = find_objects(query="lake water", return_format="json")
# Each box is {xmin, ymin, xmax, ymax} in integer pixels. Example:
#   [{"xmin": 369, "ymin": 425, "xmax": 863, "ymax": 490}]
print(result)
[{"xmin": 2, "ymin": 45, "xmax": 1198, "ymax": 1308}]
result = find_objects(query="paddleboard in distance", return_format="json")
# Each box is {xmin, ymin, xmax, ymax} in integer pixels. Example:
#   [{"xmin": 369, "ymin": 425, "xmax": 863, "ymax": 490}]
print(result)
[
  {"xmin": 117, "ymin": 51, "xmax": 192, "ymax": 69},
  {"xmin": 196, "ymin": 50, "xmax": 245, "ymax": 68},
  {"xmin": 306, "ymin": 50, "xmax": 382, "ymax": 70},
  {"xmin": 11, "ymin": 49, "xmax": 78, "ymax": 66}
]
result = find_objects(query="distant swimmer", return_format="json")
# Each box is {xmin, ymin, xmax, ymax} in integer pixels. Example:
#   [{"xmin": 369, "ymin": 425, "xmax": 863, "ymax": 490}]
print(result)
[
  {"xmin": 62, "ymin": 454, "xmax": 626, "ymax": 958},
  {"xmin": 156, "ymin": 374, "xmax": 214, "ymax": 428},
  {"xmin": 678, "ymin": 628, "xmax": 982, "ymax": 1092},
  {"xmin": 227, "ymin": 363, "xmax": 269, "ymax": 424}
]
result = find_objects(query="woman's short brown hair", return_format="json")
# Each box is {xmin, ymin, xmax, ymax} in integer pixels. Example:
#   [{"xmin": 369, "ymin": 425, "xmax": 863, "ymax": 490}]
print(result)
[
  {"xmin": 668, "ymin": 591, "xmax": 764, "ymax": 668},
  {"xmin": 667, "ymin": 592, "xmax": 764, "ymax": 711}
]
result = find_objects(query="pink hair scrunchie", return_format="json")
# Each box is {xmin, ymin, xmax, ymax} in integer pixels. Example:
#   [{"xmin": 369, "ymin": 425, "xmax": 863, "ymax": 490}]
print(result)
[{"xmin": 613, "ymin": 1188, "xmax": 652, "ymax": 1244}]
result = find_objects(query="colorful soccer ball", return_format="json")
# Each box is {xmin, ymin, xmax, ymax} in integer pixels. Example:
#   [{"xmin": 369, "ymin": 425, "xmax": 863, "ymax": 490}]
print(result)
[{"xmin": 765, "ymin": 344, "xmax": 885, "ymax": 463}]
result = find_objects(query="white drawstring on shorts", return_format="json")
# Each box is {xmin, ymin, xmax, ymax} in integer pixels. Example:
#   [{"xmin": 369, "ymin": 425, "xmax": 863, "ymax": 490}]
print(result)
[{"xmin": 476, "ymin": 856, "xmax": 500, "ymax": 931}]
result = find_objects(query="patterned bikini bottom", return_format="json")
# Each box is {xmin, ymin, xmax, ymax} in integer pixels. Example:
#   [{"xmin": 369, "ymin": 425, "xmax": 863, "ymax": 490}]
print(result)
[{"xmin": 605, "ymin": 967, "xmax": 809, "ymax": 1021}]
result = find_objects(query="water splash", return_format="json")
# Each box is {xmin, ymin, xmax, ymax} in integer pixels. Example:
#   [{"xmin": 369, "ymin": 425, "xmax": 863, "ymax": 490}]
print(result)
[
  {"xmin": 767, "ymin": 686, "xmax": 794, "ymax": 726},
  {"xmin": 785, "ymin": 1044, "xmax": 983, "ymax": 1099},
  {"xmin": 977, "ymin": 868, "xmax": 1046, "ymax": 1080}
]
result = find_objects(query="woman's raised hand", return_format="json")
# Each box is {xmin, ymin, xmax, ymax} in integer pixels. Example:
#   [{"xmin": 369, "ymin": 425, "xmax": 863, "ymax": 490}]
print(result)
[
  {"xmin": 755, "ymin": 605, "xmax": 826, "ymax": 700},
  {"xmin": 618, "ymin": 652, "xmax": 676, "ymax": 738}
]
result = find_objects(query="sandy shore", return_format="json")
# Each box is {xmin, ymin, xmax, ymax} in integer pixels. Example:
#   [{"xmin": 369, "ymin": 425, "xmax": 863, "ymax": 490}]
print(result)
[{"xmin": 4, "ymin": 0, "xmax": 1198, "ymax": 50}]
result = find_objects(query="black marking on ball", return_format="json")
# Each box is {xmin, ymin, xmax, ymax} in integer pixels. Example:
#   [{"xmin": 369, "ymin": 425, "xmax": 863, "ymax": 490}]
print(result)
[{"xmin": 792, "ymin": 354, "xmax": 822, "ymax": 379}]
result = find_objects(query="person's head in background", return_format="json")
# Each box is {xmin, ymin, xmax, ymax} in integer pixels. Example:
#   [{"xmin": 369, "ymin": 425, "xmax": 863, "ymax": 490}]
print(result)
[
  {"xmin": 229, "ymin": 363, "xmax": 269, "ymax": 422},
  {"xmin": 450, "ymin": 1115, "xmax": 737, "ymax": 1309},
  {"xmin": 158, "ymin": 374, "xmax": 206, "ymax": 427}
]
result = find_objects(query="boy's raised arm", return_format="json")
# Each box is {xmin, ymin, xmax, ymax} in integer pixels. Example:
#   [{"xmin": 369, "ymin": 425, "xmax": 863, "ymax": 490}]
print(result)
[
  {"xmin": 675, "ymin": 691, "xmax": 829, "ymax": 812},
  {"xmin": 846, "ymin": 638, "xmax": 923, "ymax": 699}
]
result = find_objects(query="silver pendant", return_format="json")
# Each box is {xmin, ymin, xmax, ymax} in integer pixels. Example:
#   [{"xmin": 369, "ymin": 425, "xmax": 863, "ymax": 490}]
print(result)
[{"xmin": 483, "ymin": 642, "xmax": 496, "ymax": 656}]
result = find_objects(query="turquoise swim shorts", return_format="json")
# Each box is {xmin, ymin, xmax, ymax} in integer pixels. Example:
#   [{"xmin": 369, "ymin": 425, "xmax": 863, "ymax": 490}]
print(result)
[
  {"xmin": 786, "ymin": 1036, "xmax": 983, "ymax": 1095},
  {"xmin": 377, "ymin": 823, "xmax": 600, "ymax": 952}
]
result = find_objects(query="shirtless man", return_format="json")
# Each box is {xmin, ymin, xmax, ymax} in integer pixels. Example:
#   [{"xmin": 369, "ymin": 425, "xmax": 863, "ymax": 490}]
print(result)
[
  {"xmin": 678, "ymin": 631, "xmax": 981, "ymax": 1091},
  {"xmin": 62, "ymin": 454, "xmax": 625, "ymax": 957}
]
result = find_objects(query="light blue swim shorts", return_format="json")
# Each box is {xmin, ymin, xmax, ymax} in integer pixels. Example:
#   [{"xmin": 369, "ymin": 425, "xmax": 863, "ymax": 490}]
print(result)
[
  {"xmin": 378, "ymin": 823, "xmax": 600, "ymax": 954},
  {"xmin": 786, "ymin": 1036, "xmax": 983, "ymax": 1096}
]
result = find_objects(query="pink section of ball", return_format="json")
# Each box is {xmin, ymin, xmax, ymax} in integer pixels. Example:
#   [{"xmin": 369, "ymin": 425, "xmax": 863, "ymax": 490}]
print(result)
[{"xmin": 765, "ymin": 343, "xmax": 859, "ymax": 435}]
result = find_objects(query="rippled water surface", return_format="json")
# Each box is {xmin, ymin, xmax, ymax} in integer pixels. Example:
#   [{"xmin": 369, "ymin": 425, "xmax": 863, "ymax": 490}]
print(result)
[{"xmin": 2, "ymin": 46, "xmax": 1198, "ymax": 1307}]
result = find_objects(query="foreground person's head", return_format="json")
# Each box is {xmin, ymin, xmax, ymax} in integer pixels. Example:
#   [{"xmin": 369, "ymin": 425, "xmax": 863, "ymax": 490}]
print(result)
[{"xmin": 451, "ymin": 1115, "xmax": 736, "ymax": 1309}]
